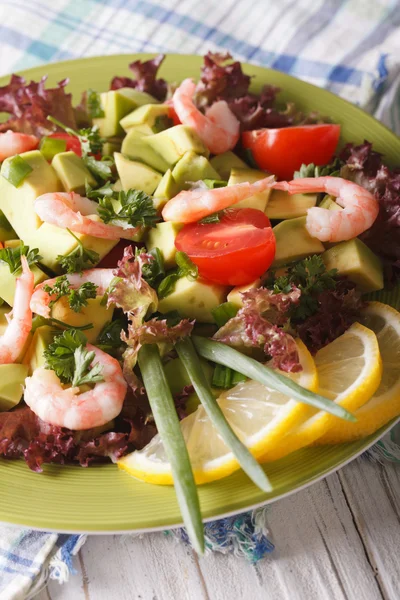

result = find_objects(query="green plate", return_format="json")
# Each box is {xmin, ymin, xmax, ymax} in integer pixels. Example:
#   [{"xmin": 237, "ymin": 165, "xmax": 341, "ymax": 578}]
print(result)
[{"xmin": 1, "ymin": 54, "xmax": 400, "ymax": 533}]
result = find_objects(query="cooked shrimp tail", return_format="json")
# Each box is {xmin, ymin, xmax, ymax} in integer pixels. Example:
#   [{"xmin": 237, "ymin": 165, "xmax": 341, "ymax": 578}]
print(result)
[
  {"xmin": 273, "ymin": 176, "xmax": 379, "ymax": 242},
  {"xmin": 24, "ymin": 345, "xmax": 127, "ymax": 429},
  {"xmin": 35, "ymin": 192, "xmax": 140, "ymax": 240},
  {"xmin": 0, "ymin": 131, "xmax": 39, "ymax": 161},
  {"xmin": 173, "ymin": 78, "xmax": 240, "ymax": 154},
  {"xmin": 162, "ymin": 175, "xmax": 275, "ymax": 223},
  {"xmin": 0, "ymin": 256, "xmax": 34, "ymax": 365}
]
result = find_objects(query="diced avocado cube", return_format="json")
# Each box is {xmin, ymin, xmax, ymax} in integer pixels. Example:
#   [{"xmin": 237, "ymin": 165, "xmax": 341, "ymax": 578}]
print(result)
[
  {"xmin": 29, "ymin": 222, "xmax": 118, "ymax": 273},
  {"xmin": 120, "ymin": 103, "xmax": 171, "ymax": 132},
  {"xmin": 146, "ymin": 125, "xmax": 209, "ymax": 168},
  {"xmin": 146, "ymin": 221, "xmax": 184, "ymax": 269},
  {"xmin": 0, "ymin": 305, "xmax": 32, "ymax": 362},
  {"xmin": 0, "ymin": 262, "xmax": 47, "ymax": 306},
  {"xmin": 172, "ymin": 151, "xmax": 221, "ymax": 191},
  {"xmin": 319, "ymin": 195, "xmax": 342, "ymax": 211},
  {"xmin": 152, "ymin": 170, "xmax": 180, "ymax": 211},
  {"xmin": 52, "ymin": 151, "xmax": 97, "ymax": 194},
  {"xmin": 0, "ymin": 363, "xmax": 28, "ymax": 410},
  {"xmin": 102, "ymin": 139, "xmax": 122, "ymax": 157},
  {"xmin": 113, "ymin": 179, "xmax": 123, "ymax": 192},
  {"xmin": 93, "ymin": 88, "xmax": 157, "ymax": 137},
  {"xmin": 322, "ymin": 238, "xmax": 383, "ymax": 292},
  {"xmin": 210, "ymin": 151, "xmax": 247, "ymax": 180},
  {"xmin": 158, "ymin": 276, "xmax": 227, "ymax": 322},
  {"xmin": 50, "ymin": 296, "xmax": 114, "ymax": 343},
  {"xmin": 121, "ymin": 129, "xmax": 169, "ymax": 173},
  {"xmin": 114, "ymin": 153, "xmax": 162, "ymax": 195},
  {"xmin": 127, "ymin": 124, "xmax": 155, "ymax": 136},
  {"xmin": 273, "ymin": 216, "xmax": 325, "ymax": 266},
  {"xmin": 227, "ymin": 278, "xmax": 261, "ymax": 309},
  {"xmin": 0, "ymin": 210, "xmax": 17, "ymax": 242},
  {"xmin": 22, "ymin": 325, "xmax": 56, "ymax": 374},
  {"xmin": 266, "ymin": 189, "xmax": 318, "ymax": 220},
  {"xmin": 0, "ymin": 150, "xmax": 61, "ymax": 241},
  {"xmin": 227, "ymin": 168, "xmax": 271, "ymax": 211}
]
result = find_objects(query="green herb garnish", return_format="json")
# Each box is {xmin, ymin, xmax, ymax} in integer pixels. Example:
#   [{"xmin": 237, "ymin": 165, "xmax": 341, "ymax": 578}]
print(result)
[
  {"xmin": 87, "ymin": 89, "xmax": 105, "ymax": 119},
  {"xmin": 43, "ymin": 275, "xmax": 98, "ymax": 313},
  {"xmin": 139, "ymin": 247, "xmax": 165, "ymax": 288},
  {"xmin": 98, "ymin": 189, "xmax": 159, "ymax": 228},
  {"xmin": 56, "ymin": 229, "xmax": 100, "ymax": 274},
  {"xmin": 294, "ymin": 158, "xmax": 343, "ymax": 179},
  {"xmin": 157, "ymin": 252, "xmax": 198, "ymax": 299},
  {"xmin": 1, "ymin": 155, "xmax": 33, "ymax": 187},
  {"xmin": 96, "ymin": 318, "xmax": 126, "ymax": 356},
  {"xmin": 211, "ymin": 302, "xmax": 239, "ymax": 327},
  {"xmin": 0, "ymin": 241, "xmax": 42, "ymax": 275}
]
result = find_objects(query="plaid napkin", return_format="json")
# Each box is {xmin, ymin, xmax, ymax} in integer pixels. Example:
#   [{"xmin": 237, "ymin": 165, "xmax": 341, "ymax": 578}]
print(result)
[{"xmin": 0, "ymin": 1, "xmax": 399, "ymax": 598}]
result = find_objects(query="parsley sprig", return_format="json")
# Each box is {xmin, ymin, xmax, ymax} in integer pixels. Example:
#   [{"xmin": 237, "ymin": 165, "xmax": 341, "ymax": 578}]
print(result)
[
  {"xmin": 87, "ymin": 89, "xmax": 105, "ymax": 119},
  {"xmin": 97, "ymin": 188, "xmax": 159, "ymax": 229},
  {"xmin": 0, "ymin": 241, "xmax": 42, "ymax": 275},
  {"xmin": 43, "ymin": 275, "xmax": 98, "ymax": 313},
  {"xmin": 294, "ymin": 158, "xmax": 343, "ymax": 179},
  {"xmin": 44, "ymin": 329, "xmax": 104, "ymax": 386},
  {"xmin": 158, "ymin": 251, "xmax": 198, "ymax": 299},
  {"xmin": 56, "ymin": 229, "xmax": 100, "ymax": 274},
  {"xmin": 266, "ymin": 255, "xmax": 338, "ymax": 320}
]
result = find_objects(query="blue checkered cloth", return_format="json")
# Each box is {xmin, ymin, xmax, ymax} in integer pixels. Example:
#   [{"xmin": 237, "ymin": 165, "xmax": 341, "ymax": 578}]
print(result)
[{"xmin": 0, "ymin": 1, "xmax": 399, "ymax": 598}]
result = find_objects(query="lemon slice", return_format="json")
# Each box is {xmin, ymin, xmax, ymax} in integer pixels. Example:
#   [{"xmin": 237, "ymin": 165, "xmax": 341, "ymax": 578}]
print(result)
[
  {"xmin": 262, "ymin": 322, "xmax": 382, "ymax": 462},
  {"xmin": 118, "ymin": 339, "xmax": 318, "ymax": 485},
  {"xmin": 318, "ymin": 302, "xmax": 400, "ymax": 444}
]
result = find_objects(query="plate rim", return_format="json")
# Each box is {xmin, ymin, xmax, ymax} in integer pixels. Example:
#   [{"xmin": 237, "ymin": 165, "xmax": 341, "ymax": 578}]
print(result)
[{"xmin": 1, "ymin": 53, "xmax": 399, "ymax": 533}]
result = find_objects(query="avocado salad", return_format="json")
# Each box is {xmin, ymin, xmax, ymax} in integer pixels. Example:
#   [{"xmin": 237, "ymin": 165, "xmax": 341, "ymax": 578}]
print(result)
[{"xmin": 0, "ymin": 52, "xmax": 400, "ymax": 552}]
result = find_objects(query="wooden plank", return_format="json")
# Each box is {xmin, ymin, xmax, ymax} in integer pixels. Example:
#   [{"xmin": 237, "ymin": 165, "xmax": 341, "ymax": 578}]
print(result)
[{"xmin": 339, "ymin": 459, "xmax": 400, "ymax": 600}]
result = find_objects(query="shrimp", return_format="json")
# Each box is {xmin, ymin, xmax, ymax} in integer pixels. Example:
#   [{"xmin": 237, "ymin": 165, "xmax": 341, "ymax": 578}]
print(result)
[
  {"xmin": 34, "ymin": 192, "xmax": 140, "ymax": 240},
  {"xmin": 0, "ymin": 131, "xmax": 39, "ymax": 161},
  {"xmin": 162, "ymin": 175, "xmax": 275, "ymax": 223},
  {"xmin": 273, "ymin": 176, "xmax": 379, "ymax": 242},
  {"xmin": 30, "ymin": 268, "xmax": 115, "ymax": 318},
  {"xmin": 173, "ymin": 79, "xmax": 240, "ymax": 155},
  {"xmin": 24, "ymin": 345, "xmax": 127, "ymax": 429},
  {"xmin": 0, "ymin": 256, "xmax": 34, "ymax": 365}
]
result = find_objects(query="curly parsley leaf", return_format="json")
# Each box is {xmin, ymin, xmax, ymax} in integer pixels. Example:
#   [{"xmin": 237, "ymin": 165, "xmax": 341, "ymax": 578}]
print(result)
[
  {"xmin": 0, "ymin": 241, "xmax": 42, "ymax": 275},
  {"xmin": 294, "ymin": 158, "xmax": 343, "ymax": 179},
  {"xmin": 56, "ymin": 229, "xmax": 99, "ymax": 274},
  {"xmin": 44, "ymin": 328, "xmax": 87, "ymax": 383},
  {"xmin": 265, "ymin": 255, "xmax": 338, "ymax": 321},
  {"xmin": 157, "ymin": 251, "xmax": 198, "ymax": 299},
  {"xmin": 138, "ymin": 247, "xmax": 165, "ymax": 288},
  {"xmin": 43, "ymin": 275, "xmax": 98, "ymax": 313},
  {"xmin": 71, "ymin": 346, "xmax": 104, "ymax": 387},
  {"xmin": 87, "ymin": 89, "xmax": 105, "ymax": 119},
  {"xmin": 98, "ymin": 188, "xmax": 159, "ymax": 228},
  {"xmin": 96, "ymin": 318, "xmax": 126, "ymax": 356},
  {"xmin": 83, "ymin": 155, "xmax": 114, "ymax": 181}
]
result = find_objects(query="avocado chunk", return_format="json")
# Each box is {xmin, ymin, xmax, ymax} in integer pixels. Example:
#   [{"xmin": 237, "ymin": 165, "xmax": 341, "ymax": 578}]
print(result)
[
  {"xmin": 273, "ymin": 216, "xmax": 325, "ymax": 266},
  {"xmin": 146, "ymin": 221, "xmax": 184, "ymax": 269},
  {"xmin": 29, "ymin": 222, "xmax": 118, "ymax": 273},
  {"xmin": 146, "ymin": 125, "xmax": 209, "ymax": 168},
  {"xmin": 0, "ymin": 210, "xmax": 17, "ymax": 242},
  {"xmin": 52, "ymin": 151, "xmax": 97, "ymax": 194},
  {"xmin": 114, "ymin": 152, "xmax": 162, "ymax": 195},
  {"xmin": 23, "ymin": 325, "xmax": 56, "ymax": 374},
  {"xmin": 0, "ymin": 363, "xmax": 28, "ymax": 410},
  {"xmin": 121, "ymin": 129, "xmax": 170, "ymax": 173},
  {"xmin": 93, "ymin": 88, "xmax": 157, "ymax": 137},
  {"xmin": 172, "ymin": 151, "xmax": 221, "ymax": 191},
  {"xmin": 227, "ymin": 278, "xmax": 261, "ymax": 309},
  {"xmin": 227, "ymin": 168, "xmax": 271, "ymax": 211},
  {"xmin": 322, "ymin": 238, "xmax": 383, "ymax": 292},
  {"xmin": 266, "ymin": 189, "xmax": 318, "ymax": 220},
  {"xmin": 210, "ymin": 151, "xmax": 247, "ymax": 180},
  {"xmin": 0, "ymin": 262, "xmax": 47, "ymax": 306},
  {"xmin": 0, "ymin": 305, "xmax": 32, "ymax": 362},
  {"xmin": 0, "ymin": 150, "xmax": 61, "ymax": 241},
  {"xmin": 102, "ymin": 139, "xmax": 122, "ymax": 157},
  {"xmin": 152, "ymin": 170, "xmax": 180, "ymax": 211},
  {"xmin": 158, "ymin": 276, "xmax": 227, "ymax": 322},
  {"xmin": 318, "ymin": 195, "xmax": 342, "ymax": 211},
  {"xmin": 120, "ymin": 103, "xmax": 171, "ymax": 132},
  {"xmin": 50, "ymin": 296, "xmax": 114, "ymax": 343}
]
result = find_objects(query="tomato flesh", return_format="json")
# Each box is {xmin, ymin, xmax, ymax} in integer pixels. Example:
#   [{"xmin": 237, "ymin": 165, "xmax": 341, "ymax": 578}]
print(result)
[
  {"xmin": 242, "ymin": 124, "xmax": 340, "ymax": 180},
  {"xmin": 168, "ymin": 106, "xmax": 181, "ymax": 126},
  {"xmin": 175, "ymin": 208, "xmax": 275, "ymax": 286},
  {"xmin": 49, "ymin": 133, "xmax": 82, "ymax": 157}
]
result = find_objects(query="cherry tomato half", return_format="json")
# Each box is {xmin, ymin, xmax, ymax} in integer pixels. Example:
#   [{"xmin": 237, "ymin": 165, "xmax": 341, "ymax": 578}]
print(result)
[
  {"xmin": 168, "ymin": 106, "xmax": 181, "ymax": 126},
  {"xmin": 175, "ymin": 208, "xmax": 275, "ymax": 286},
  {"xmin": 48, "ymin": 133, "xmax": 82, "ymax": 157},
  {"xmin": 242, "ymin": 124, "xmax": 340, "ymax": 181}
]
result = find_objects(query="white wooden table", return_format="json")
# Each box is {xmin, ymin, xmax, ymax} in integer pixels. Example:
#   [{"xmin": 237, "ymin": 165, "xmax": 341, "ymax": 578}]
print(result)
[{"xmin": 35, "ymin": 457, "xmax": 400, "ymax": 600}]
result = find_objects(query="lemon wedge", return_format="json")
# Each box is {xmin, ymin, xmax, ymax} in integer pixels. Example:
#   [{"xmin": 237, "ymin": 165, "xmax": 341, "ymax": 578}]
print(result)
[
  {"xmin": 118, "ymin": 339, "xmax": 318, "ymax": 485},
  {"xmin": 318, "ymin": 302, "xmax": 400, "ymax": 444},
  {"xmin": 261, "ymin": 322, "xmax": 382, "ymax": 462}
]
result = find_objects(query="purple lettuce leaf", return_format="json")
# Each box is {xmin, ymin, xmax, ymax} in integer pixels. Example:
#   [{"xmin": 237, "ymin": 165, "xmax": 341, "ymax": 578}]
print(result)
[{"xmin": 110, "ymin": 54, "xmax": 167, "ymax": 101}]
